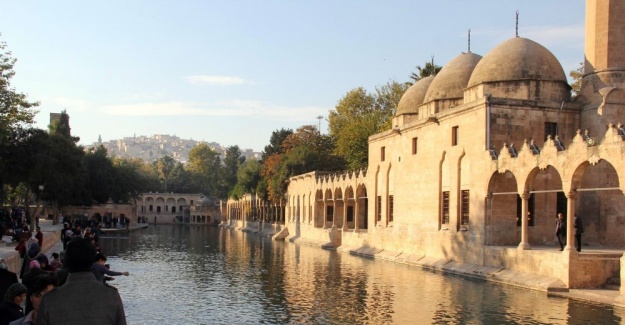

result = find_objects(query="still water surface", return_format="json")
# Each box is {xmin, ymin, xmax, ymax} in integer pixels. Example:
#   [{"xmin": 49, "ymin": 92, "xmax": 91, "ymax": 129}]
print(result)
[{"xmin": 99, "ymin": 225, "xmax": 622, "ymax": 324}]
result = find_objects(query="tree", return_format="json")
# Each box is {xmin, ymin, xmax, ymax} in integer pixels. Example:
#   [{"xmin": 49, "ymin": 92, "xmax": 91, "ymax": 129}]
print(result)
[
  {"xmin": 0, "ymin": 37, "xmax": 39, "ymax": 203},
  {"xmin": 328, "ymin": 81, "xmax": 409, "ymax": 169},
  {"xmin": 167, "ymin": 162, "xmax": 194, "ymax": 193},
  {"xmin": 154, "ymin": 155, "xmax": 176, "ymax": 190},
  {"xmin": 233, "ymin": 158, "xmax": 261, "ymax": 198},
  {"xmin": 261, "ymin": 128, "xmax": 293, "ymax": 161},
  {"xmin": 219, "ymin": 145, "xmax": 244, "ymax": 199},
  {"xmin": 186, "ymin": 143, "xmax": 221, "ymax": 196},
  {"xmin": 409, "ymin": 57, "xmax": 442, "ymax": 83},
  {"xmin": 261, "ymin": 125, "xmax": 346, "ymax": 201},
  {"xmin": 48, "ymin": 109, "xmax": 79, "ymax": 142},
  {"xmin": 569, "ymin": 62, "xmax": 583, "ymax": 96},
  {"xmin": 0, "ymin": 38, "xmax": 39, "ymax": 140}
]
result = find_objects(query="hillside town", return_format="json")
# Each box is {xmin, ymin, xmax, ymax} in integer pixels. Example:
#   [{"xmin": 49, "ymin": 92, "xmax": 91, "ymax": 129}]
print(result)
[{"xmin": 88, "ymin": 134, "xmax": 261, "ymax": 163}]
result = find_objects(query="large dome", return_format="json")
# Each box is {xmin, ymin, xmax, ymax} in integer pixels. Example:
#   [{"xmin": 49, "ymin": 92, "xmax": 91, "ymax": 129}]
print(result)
[
  {"xmin": 467, "ymin": 37, "xmax": 567, "ymax": 87},
  {"xmin": 423, "ymin": 52, "xmax": 482, "ymax": 103},
  {"xmin": 396, "ymin": 75, "xmax": 434, "ymax": 115}
]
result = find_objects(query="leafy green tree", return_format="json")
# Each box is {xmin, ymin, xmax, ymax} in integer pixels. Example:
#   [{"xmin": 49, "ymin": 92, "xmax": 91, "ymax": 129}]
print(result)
[
  {"xmin": 0, "ymin": 38, "xmax": 39, "ymax": 202},
  {"xmin": 186, "ymin": 143, "xmax": 221, "ymax": 196},
  {"xmin": 261, "ymin": 128, "xmax": 293, "ymax": 161},
  {"xmin": 569, "ymin": 62, "xmax": 583, "ymax": 96},
  {"xmin": 154, "ymin": 155, "xmax": 176, "ymax": 189},
  {"xmin": 219, "ymin": 145, "xmax": 244, "ymax": 199},
  {"xmin": 83, "ymin": 146, "xmax": 115, "ymax": 204},
  {"xmin": 409, "ymin": 57, "xmax": 442, "ymax": 83},
  {"xmin": 167, "ymin": 162, "xmax": 194, "ymax": 193},
  {"xmin": 328, "ymin": 81, "xmax": 408, "ymax": 169},
  {"xmin": 262, "ymin": 125, "xmax": 346, "ymax": 201},
  {"xmin": 109, "ymin": 157, "xmax": 149, "ymax": 204},
  {"xmin": 231, "ymin": 158, "xmax": 261, "ymax": 199},
  {"xmin": 48, "ymin": 109, "xmax": 79, "ymax": 142}
]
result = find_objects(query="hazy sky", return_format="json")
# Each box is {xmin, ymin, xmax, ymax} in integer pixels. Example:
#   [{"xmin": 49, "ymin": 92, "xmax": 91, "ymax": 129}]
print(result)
[{"xmin": 1, "ymin": 1, "xmax": 585, "ymax": 152}]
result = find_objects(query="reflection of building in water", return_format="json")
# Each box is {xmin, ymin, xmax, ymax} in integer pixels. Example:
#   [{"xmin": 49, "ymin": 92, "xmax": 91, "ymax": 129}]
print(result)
[
  {"xmin": 223, "ymin": 0, "xmax": 625, "ymax": 302},
  {"xmin": 137, "ymin": 193, "xmax": 221, "ymax": 225}
]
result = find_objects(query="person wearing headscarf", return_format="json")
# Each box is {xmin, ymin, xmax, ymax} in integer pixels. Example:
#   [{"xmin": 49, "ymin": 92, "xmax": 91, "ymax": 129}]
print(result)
[
  {"xmin": 0, "ymin": 260, "xmax": 17, "ymax": 303},
  {"xmin": 20, "ymin": 261, "xmax": 47, "ymax": 315},
  {"xmin": 0, "ymin": 283, "xmax": 27, "ymax": 325}
]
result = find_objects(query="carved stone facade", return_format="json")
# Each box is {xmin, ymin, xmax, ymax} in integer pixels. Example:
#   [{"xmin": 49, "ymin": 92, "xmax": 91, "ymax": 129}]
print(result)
[
  {"xmin": 270, "ymin": 0, "xmax": 625, "ymax": 293},
  {"xmin": 138, "ymin": 193, "xmax": 221, "ymax": 225}
]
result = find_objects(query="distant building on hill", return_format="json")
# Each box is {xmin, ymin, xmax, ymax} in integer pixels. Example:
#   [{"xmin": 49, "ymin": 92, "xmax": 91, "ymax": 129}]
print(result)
[{"xmin": 86, "ymin": 134, "xmax": 261, "ymax": 163}]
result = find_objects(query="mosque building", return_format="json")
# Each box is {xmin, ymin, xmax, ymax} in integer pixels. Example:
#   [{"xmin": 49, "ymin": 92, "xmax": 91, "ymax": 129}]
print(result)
[{"xmin": 224, "ymin": 0, "xmax": 625, "ymax": 298}]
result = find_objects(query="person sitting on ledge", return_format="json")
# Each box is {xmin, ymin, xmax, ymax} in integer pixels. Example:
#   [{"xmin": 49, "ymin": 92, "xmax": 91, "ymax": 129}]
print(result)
[{"xmin": 91, "ymin": 254, "xmax": 129, "ymax": 284}]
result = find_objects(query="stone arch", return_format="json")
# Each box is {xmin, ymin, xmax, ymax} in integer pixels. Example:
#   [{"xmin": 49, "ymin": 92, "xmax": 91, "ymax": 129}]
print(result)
[
  {"xmin": 344, "ymin": 186, "xmax": 355, "ymax": 229},
  {"xmin": 523, "ymin": 165, "xmax": 565, "ymax": 245},
  {"xmin": 324, "ymin": 188, "xmax": 334, "ymax": 227},
  {"xmin": 457, "ymin": 151, "xmax": 468, "ymax": 228},
  {"xmin": 439, "ymin": 151, "xmax": 449, "ymax": 229},
  {"xmin": 486, "ymin": 170, "xmax": 519, "ymax": 245},
  {"xmin": 356, "ymin": 184, "xmax": 368, "ymax": 230},
  {"xmin": 573, "ymin": 159, "xmax": 625, "ymax": 247},
  {"xmin": 334, "ymin": 187, "xmax": 344, "ymax": 228},
  {"xmin": 386, "ymin": 164, "xmax": 394, "ymax": 224},
  {"xmin": 315, "ymin": 190, "xmax": 323, "ymax": 228},
  {"xmin": 375, "ymin": 165, "xmax": 383, "ymax": 225}
]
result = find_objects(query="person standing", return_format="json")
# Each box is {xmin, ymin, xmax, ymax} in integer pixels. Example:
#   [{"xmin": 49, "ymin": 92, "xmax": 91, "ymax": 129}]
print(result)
[
  {"xmin": 36, "ymin": 238, "xmax": 127, "ymax": 325},
  {"xmin": 574, "ymin": 215, "xmax": 584, "ymax": 252},
  {"xmin": 9, "ymin": 274, "xmax": 58, "ymax": 325},
  {"xmin": 0, "ymin": 260, "xmax": 18, "ymax": 302},
  {"xmin": 555, "ymin": 213, "xmax": 567, "ymax": 251},
  {"xmin": 0, "ymin": 283, "xmax": 27, "ymax": 325},
  {"xmin": 34, "ymin": 228, "xmax": 43, "ymax": 251}
]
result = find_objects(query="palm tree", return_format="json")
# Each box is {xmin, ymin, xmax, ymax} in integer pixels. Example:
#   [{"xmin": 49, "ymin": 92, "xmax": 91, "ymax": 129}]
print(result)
[{"xmin": 409, "ymin": 56, "xmax": 442, "ymax": 83}]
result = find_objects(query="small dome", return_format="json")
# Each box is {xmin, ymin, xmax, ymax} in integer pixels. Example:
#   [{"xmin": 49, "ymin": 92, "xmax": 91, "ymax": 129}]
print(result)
[
  {"xmin": 467, "ymin": 37, "xmax": 567, "ymax": 87},
  {"xmin": 396, "ymin": 76, "xmax": 434, "ymax": 115},
  {"xmin": 424, "ymin": 52, "xmax": 482, "ymax": 103}
]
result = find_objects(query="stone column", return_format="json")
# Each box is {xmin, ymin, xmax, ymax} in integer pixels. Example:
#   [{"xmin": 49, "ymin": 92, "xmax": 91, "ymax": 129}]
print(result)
[
  {"xmin": 323, "ymin": 201, "xmax": 328, "ymax": 229},
  {"xmin": 354, "ymin": 198, "xmax": 359, "ymax": 232},
  {"xmin": 564, "ymin": 192, "xmax": 577, "ymax": 253},
  {"xmin": 518, "ymin": 192, "xmax": 531, "ymax": 250},
  {"xmin": 343, "ymin": 201, "xmax": 348, "ymax": 231}
]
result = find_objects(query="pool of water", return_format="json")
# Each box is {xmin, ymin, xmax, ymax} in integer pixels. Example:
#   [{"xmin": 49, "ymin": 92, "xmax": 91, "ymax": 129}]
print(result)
[{"xmin": 98, "ymin": 225, "xmax": 623, "ymax": 324}]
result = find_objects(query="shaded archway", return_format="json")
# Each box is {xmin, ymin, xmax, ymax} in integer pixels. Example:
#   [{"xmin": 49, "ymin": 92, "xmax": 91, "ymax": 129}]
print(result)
[
  {"xmin": 573, "ymin": 159, "xmax": 624, "ymax": 247},
  {"xmin": 524, "ymin": 165, "xmax": 564, "ymax": 245},
  {"xmin": 344, "ymin": 186, "xmax": 355, "ymax": 230},
  {"xmin": 486, "ymin": 170, "xmax": 519, "ymax": 245},
  {"xmin": 315, "ymin": 190, "xmax": 323, "ymax": 228},
  {"xmin": 356, "ymin": 184, "xmax": 368, "ymax": 230},
  {"xmin": 334, "ymin": 188, "xmax": 344, "ymax": 228}
]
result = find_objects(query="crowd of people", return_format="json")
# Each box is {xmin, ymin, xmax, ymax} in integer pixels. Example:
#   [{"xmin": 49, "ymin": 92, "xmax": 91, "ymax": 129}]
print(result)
[{"xmin": 0, "ymin": 220, "xmax": 130, "ymax": 325}]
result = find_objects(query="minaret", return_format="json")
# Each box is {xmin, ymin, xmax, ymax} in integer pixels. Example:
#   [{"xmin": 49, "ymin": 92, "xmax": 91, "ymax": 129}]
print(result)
[{"xmin": 580, "ymin": 0, "xmax": 625, "ymax": 137}]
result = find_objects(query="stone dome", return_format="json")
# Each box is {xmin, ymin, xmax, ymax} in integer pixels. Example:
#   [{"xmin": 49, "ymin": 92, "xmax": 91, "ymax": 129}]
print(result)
[
  {"xmin": 396, "ymin": 75, "xmax": 434, "ymax": 115},
  {"xmin": 423, "ymin": 52, "xmax": 482, "ymax": 103},
  {"xmin": 467, "ymin": 37, "xmax": 567, "ymax": 87}
]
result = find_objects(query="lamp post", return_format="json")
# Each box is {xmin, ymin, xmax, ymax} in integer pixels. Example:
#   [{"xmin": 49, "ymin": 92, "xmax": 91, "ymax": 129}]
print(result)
[{"xmin": 316, "ymin": 115, "xmax": 323, "ymax": 134}]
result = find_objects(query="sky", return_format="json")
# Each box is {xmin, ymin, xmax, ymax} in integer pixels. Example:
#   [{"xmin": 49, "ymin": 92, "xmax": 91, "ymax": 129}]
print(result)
[{"xmin": 1, "ymin": 1, "xmax": 585, "ymax": 152}]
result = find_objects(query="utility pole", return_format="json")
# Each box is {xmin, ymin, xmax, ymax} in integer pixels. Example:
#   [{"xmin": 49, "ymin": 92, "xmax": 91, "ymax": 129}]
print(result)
[{"xmin": 316, "ymin": 115, "xmax": 323, "ymax": 133}]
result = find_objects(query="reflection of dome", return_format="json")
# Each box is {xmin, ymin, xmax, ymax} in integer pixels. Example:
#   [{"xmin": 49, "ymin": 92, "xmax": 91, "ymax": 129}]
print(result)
[
  {"xmin": 396, "ymin": 76, "xmax": 434, "ymax": 115},
  {"xmin": 468, "ymin": 37, "xmax": 567, "ymax": 87},
  {"xmin": 424, "ymin": 52, "xmax": 482, "ymax": 103}
]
